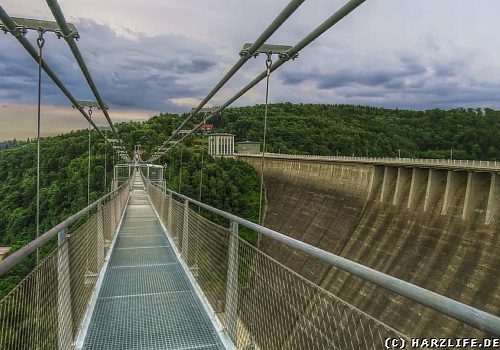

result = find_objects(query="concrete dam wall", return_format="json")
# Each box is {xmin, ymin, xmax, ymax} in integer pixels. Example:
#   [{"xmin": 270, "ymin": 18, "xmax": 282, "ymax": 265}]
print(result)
[{"xmin": 238, "ymin": 155, "xmax": 499, "ymax": 338}]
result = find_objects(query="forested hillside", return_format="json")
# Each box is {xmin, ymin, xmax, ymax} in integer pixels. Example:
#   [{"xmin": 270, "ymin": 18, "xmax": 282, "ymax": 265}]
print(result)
[
  {"xmin": 213, "ymin": 104, "xmax": 500, "ymax": 160},
  {"xmin": 0, "ymin": 130, "xmax": 110, "ymax": 297},
  {"xmin": 1, "ymin": 103, "xmax": 499, "ymax": 298},
  {"xmin": 0, "ymin": 139, "xmax": 28, "ymax": 151},
  {"xmin": 0, "ymin": 113, "xmax": 259, "ymax": 298}
]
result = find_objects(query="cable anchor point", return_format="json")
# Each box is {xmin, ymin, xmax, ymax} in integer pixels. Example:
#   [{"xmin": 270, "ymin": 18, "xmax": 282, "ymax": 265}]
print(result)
[
  {"xmin": 265, "ymin": 52, "xmax": 273, "ymax": 75},
  {"xmin": 36, "ymin": 29, "xmax": 45, "ymax": 50}
]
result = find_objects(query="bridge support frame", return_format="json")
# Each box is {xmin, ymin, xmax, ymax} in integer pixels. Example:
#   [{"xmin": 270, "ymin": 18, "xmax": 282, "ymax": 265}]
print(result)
[
  {"xmin": 225, "ymin": 221, "xmax": 239, "ymax": 341},
  {"xmin": 58, "ymin": 228, "xmax": 73, "ymax": 350}
]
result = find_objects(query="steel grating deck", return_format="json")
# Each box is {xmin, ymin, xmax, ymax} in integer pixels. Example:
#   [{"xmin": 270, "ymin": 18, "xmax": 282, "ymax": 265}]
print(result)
[{"xmin": 82, "ymin": 176, "xmax": 225, "ymax": 350}]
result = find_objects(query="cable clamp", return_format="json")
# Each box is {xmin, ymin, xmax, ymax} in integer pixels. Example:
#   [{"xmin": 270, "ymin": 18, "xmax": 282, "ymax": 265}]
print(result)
[
  {"xmin": 1, "ymin": 25, "xmax": 28, "ymax": 36},
  {"xmin": 278, "ymin": 51, "xmax": 299, "ymax": 61},
  {"xmin": 55, "ymin": 30, "xmax": 80, "ymax": 40}
]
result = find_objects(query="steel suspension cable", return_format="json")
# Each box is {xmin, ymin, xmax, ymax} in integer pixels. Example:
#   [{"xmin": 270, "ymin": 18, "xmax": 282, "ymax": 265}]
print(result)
[
  {"xmin": 46, "ymin": 0, "xmax": 125, "ymax": 149},
  {"xmin": 0, "ymin": 6, "xmax": 117, "ymax": 150},
  {"xmin": 198, "ymin": 148, "xmax": 205, "ymax": 203},
  {"xmin": 156, "ymin": 0, "xmax": 367, "ymax": 159},
  {"xmin": 112, "ymin": 150, "xmax": 115, "ymax": 188},
  {"xmin": 34, "ymin": 30, "xmax": 45, "ymax": 346},
  {"xmin": 195, "ymin": 147, "xmax": 205, "ymax": 269},
  {"xmin": 104, "ymin": 140, "xmax": 107, "ymax": 192},
  {"xmin": 168, "ymin": 153, "xmax": 172, "ymax": 187},
  {"xmin": 178, "ymin": 149, "xmax": 183, "ymax": 194},
  {"xmin": 148, "ymin": 0, "xmax": 305, "ymax": 161},
  {"xmin": 35, "ymin": 30, "xmax": 45, "ymax": 265},
  {"xmin": 87, "ymin": 109, "xmax": 93, "ymax": 208},
  {"xmin": 258, "ymin": 55, "xmax": 272, "ymax": 225}
]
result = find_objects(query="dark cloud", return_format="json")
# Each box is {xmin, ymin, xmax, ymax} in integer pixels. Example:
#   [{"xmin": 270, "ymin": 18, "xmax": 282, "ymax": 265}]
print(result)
[
  {"xmin": 277, "ymin": 50, "xmax": 499, "ymax": 110},
  {"xmin": 0, "ymin": 19, "xmax": 223, "ymax": 112},
  {"xmin": 1, "ymin": 6, "xmax": 499, "ymax": 115},
  {"xmin": 281, "ymin": 56, "xmax": 426, "ymax": 89}
]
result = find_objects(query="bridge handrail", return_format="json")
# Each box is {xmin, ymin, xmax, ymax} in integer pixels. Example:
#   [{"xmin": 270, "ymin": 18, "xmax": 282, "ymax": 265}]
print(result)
[
  {"xmin": 148, "ymin": 179, "xmax": 500, "ymax": 336},
  {"xmin": 0, "ymin": 180, "xmax": 130, "ymax": 277},
  {"xmin": 237, "ymin": 152, "xmax": 500, "ymax": 170}
]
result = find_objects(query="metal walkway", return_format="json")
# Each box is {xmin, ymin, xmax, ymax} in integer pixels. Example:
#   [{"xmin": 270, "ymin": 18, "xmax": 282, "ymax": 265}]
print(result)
[{"xmin": 81, "ymin": 175, "xmax": 224, "ymax": 349}]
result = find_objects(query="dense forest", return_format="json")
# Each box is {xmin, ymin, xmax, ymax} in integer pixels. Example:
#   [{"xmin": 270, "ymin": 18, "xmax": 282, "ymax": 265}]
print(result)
[
  {"xmin": 213, "ymin": 104, "xmax": 500, "ymax": 160},
  {"xmin": 0, "ymin": 112, "xmax": 259, "ymax": 299},
  {"xmin": 0, "ymin": 139, "xmax": 28, "ymax": 151},
  {"xmin": 1, "ymin": 103, "xmax": 500, "ymax": 298}
]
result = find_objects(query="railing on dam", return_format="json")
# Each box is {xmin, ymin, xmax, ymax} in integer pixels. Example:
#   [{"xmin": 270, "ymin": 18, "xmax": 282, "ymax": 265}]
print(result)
[
  {"xmin": 144, "ymin": 178, "xmax": 500, "ymax": 348},
  {"xmin": 238, "ymin": 152, "xmax": 500, "ymax": 171},
  {"xmin": 0, "ymin": 179, "xmax": 130, "ymax": 349}
]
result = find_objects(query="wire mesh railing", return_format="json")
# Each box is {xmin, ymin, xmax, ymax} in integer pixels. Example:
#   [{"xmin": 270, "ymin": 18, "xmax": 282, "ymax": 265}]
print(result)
[
  {"xmin": 0, "ymin": 180, "xmax": 130, "ymax": 349},
  {"xmin": 147, "ymin": 182, "xmax": 410, "ymax": 349}
]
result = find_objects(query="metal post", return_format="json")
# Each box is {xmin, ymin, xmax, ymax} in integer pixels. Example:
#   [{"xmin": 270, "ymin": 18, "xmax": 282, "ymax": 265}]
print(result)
[
  {"xmin": 181, "ymin": 199, "xmax": 189, "ymax": 260},
  {"xmin": 57, "ymin": 228, "xmax": 73, "ymax": 350},
  {"xmin": 96, "ymin": 203, "xmax": 104, "ymax": 266},
  {"xmin": 168, "ymin": 192, "xmax": 173, "ymax": 234},
  {"xmin": 112, "ymin": 165, "xmax": 117, "ymax": 191},
  {"xmin": 104, "ymin": 145, "xmax": 107, "ymax": 192},
  {"xmin": 225, "ymin": 221, "xmax": 239, "ymax": 340},
  {"xmin": 111, "ymin": 191, "xmax": 116, "ymax": 232},
  {"xmin": 161, "ymin": 183, "xmax": 168, "ymax": 222},
  {"xmin": 128, "ymin": 165, "xmax": 132, "ymax": 190},
  {"xmin": 159, "ymin": 187, "xmax": 165, "ymax": 223}
]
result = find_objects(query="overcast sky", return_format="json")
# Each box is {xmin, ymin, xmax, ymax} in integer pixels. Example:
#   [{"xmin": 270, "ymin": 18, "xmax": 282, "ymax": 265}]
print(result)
[{"xmin": 0, "ymin": 0, "xmax": 499, "ymax": 140}]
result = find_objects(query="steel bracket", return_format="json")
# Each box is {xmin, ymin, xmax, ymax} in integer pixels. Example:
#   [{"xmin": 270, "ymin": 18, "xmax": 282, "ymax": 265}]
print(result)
[
  {"xmin": 75, "ymin": 100, "xmax": 109, "ymax": 110},
  {"xmin": 0, "ymin": 17, "xmax": 79, "ymax": 39},
  {"xmin": 239, "ymin": 43, "xmax": 298, "ymax": 60}
]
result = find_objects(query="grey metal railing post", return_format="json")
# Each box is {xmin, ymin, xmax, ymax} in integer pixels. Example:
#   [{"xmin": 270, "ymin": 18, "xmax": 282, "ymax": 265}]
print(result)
[
  {"xmin": 96, "ymin": 203, "xmax": 104, "ymax": 266},
  {"xmin": 57, "ymin": 228, "xmax": 73, "ymax": 350},
  {"xmin": 111, "ymin": 191, "xmax": 119, "ymax": 232},
  {"xmin": 225, "ymin": 221, "xmax": 239, "ymax": 341},
  {"xmin": 168, "ymin": 192, "xmax": 173, "ymax": 233},
  {"xmin": 159, "ymin": 187, "xmax": 165, "ymax": 223},
  {"xmin": 182, "ymin": 199, "xmax": 189, "ymax": 259},
  {"xmin": 162, "ymin": 185, "xmax": 167, "ymax": 222},
  {"xmin": 110, "ymin": 192, "xmax": 117, "ymax": 232}
]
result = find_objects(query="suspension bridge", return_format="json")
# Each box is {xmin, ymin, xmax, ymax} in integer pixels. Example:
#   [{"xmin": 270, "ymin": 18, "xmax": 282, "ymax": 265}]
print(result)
[{"xmin": 0, "ymin": 0, "xmax": 499, "ymax": 349}]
